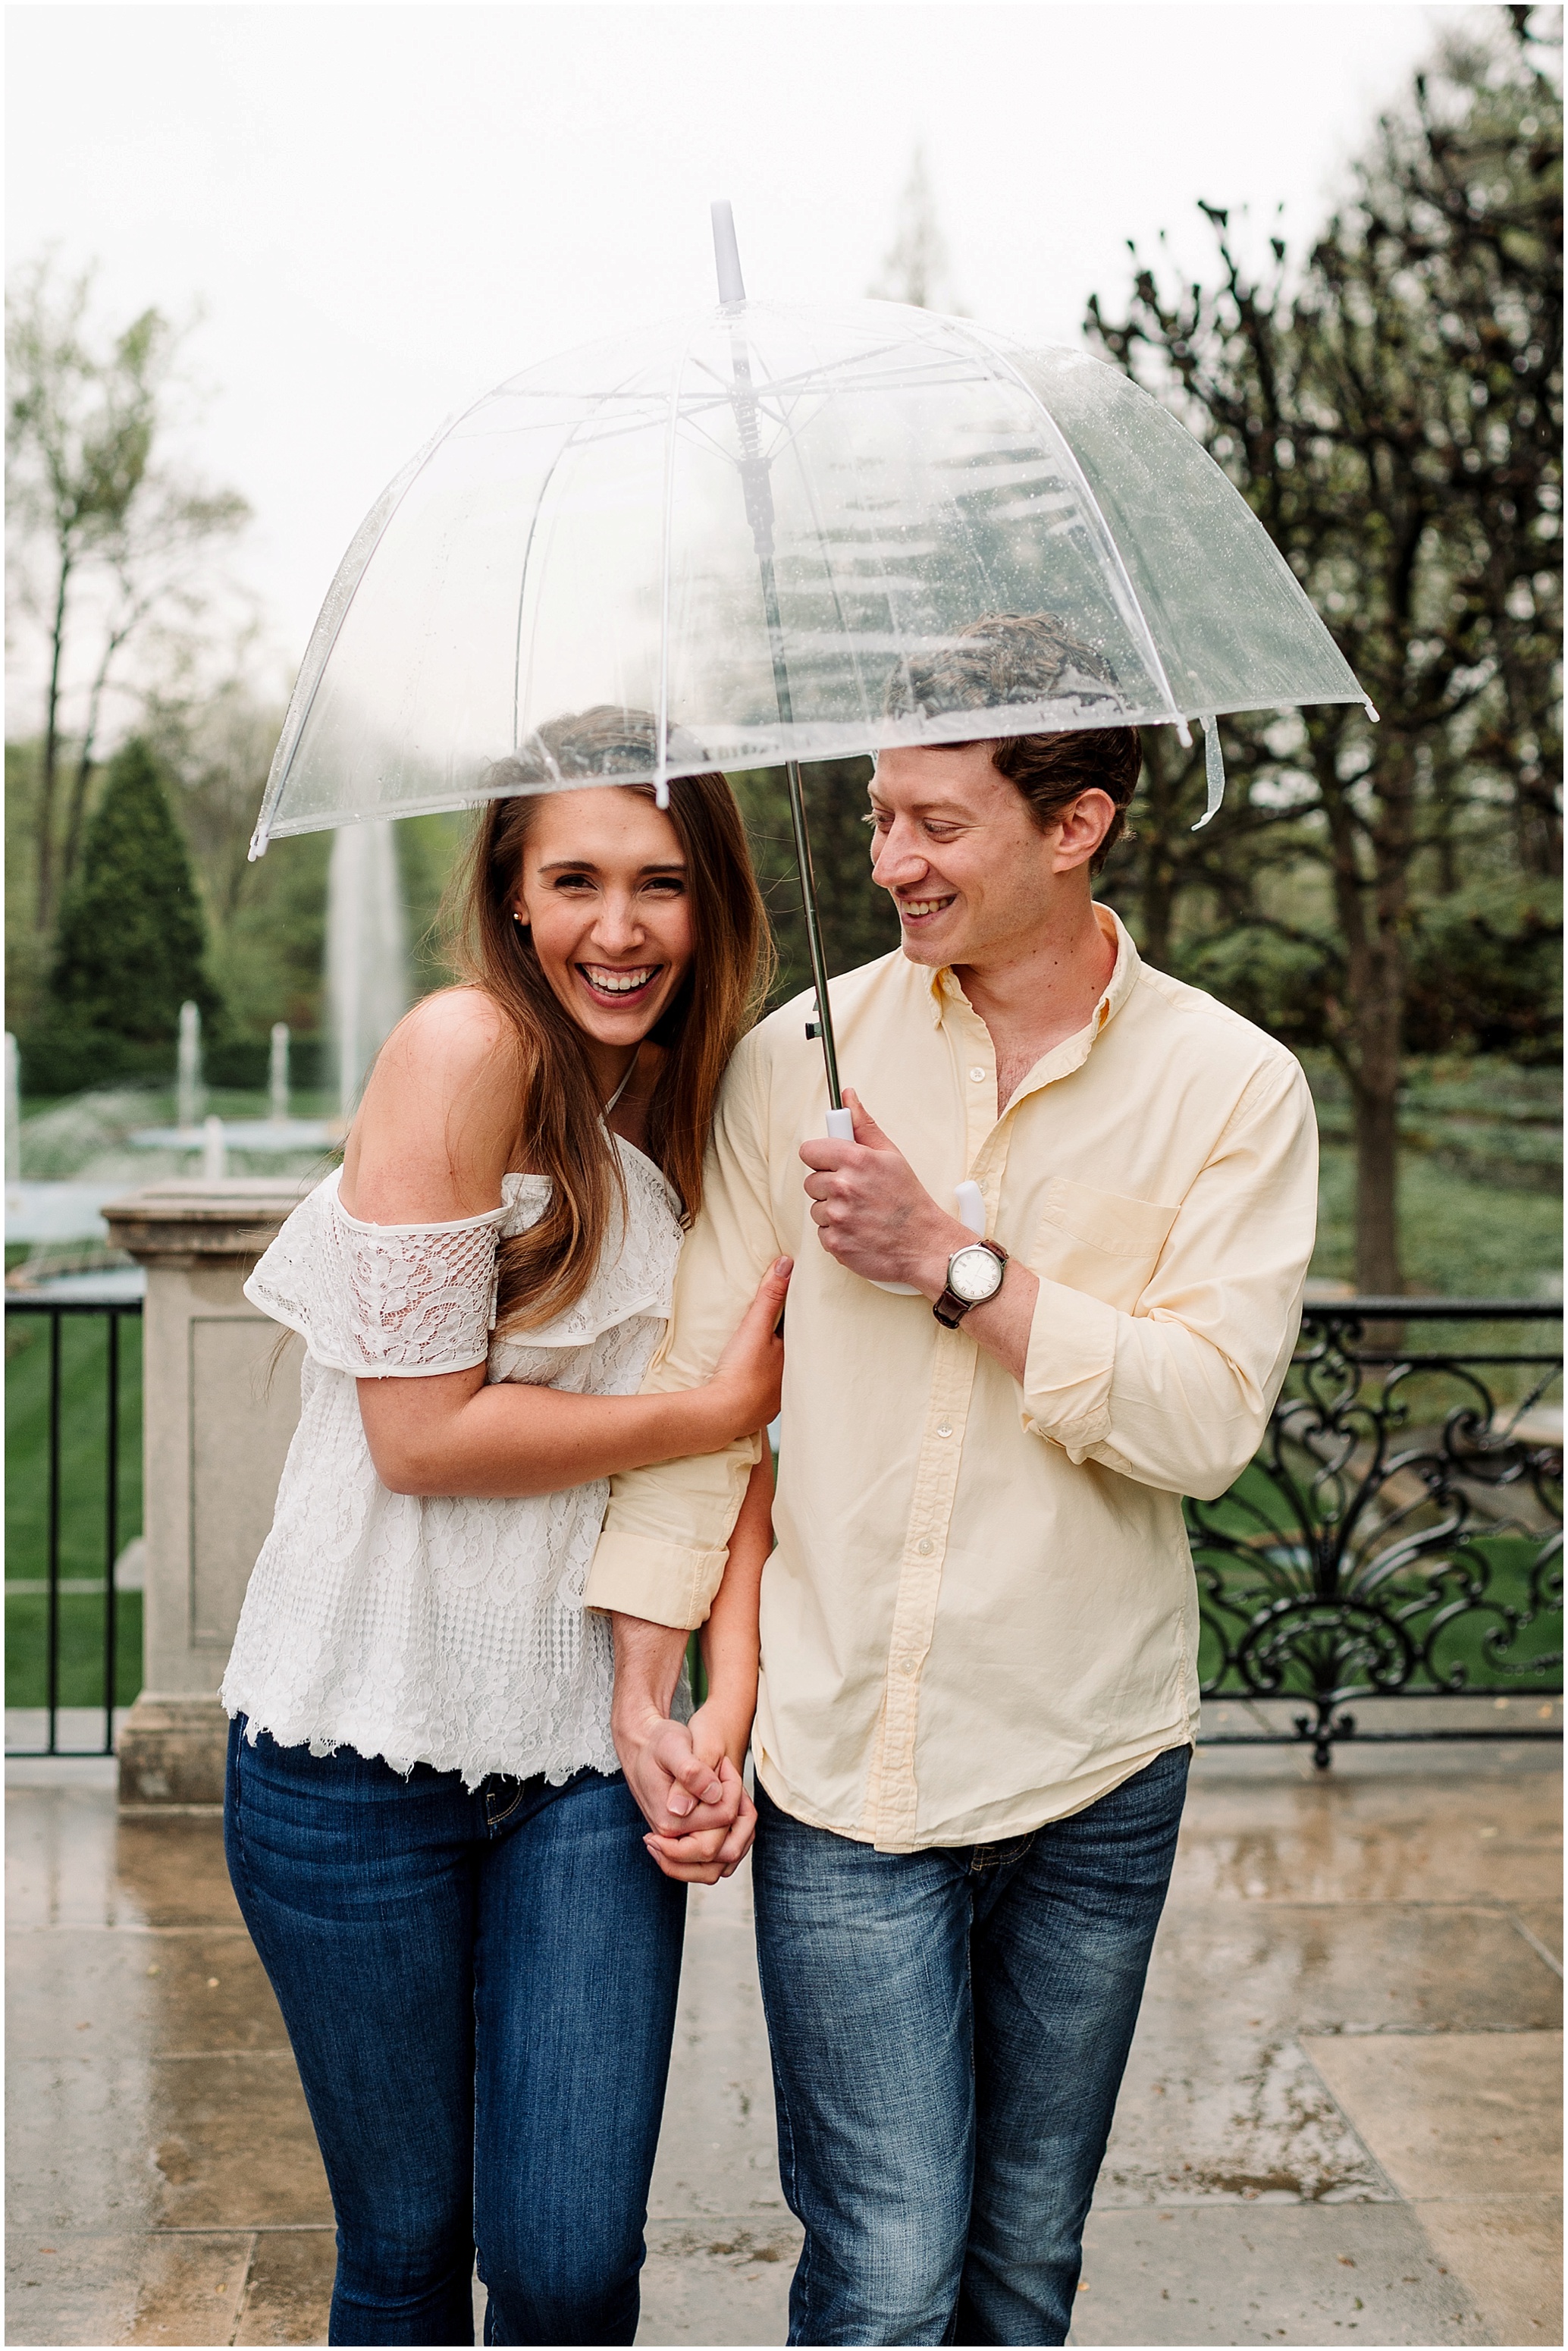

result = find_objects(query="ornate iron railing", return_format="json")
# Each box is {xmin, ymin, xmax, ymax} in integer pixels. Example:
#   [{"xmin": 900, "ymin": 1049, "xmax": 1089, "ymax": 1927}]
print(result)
[
  {"xmin": 1191, "ymin": 1299, "xmax": 1563, "ymax": 1766},
  {"xmin": 6, "ymin": 1295, "xmax": 1560, "ymax": 1772}
]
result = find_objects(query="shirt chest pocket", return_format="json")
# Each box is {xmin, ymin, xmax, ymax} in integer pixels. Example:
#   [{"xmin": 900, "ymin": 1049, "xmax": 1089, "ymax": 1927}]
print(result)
[{"xmin": 1024, "ymin": 1177, "xmax": 1180, "ymax": 1313}]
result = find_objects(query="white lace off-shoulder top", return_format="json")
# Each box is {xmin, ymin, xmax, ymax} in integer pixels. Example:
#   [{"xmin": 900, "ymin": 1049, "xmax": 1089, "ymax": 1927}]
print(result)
[{"xmin": 220, "ymin": 1141, "xmax": 683, "ymax": 1788}]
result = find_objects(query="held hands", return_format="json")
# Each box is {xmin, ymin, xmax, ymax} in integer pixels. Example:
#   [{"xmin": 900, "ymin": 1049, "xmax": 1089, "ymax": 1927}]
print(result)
[
  {"xmin": 799, "ymin": 1091, "xmax": 965, "ymax": 1295},
  {"xmin": 704, "ymin": 1257, "xmax": 792, "ymax": 1443},
  {"xmin": 615, "ymin": 1699, "xmax": 756, "ymax": 1885}
]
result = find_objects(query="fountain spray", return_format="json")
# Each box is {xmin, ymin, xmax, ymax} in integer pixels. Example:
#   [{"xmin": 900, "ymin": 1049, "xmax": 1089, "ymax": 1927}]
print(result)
[{"xmin": 177, "ymin": 1003, "xmax": 204, "ymax": 1135}]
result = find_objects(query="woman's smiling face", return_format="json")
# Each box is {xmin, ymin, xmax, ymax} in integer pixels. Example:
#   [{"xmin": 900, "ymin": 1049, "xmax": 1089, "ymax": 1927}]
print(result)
[{"xmin": 513, "ymin": 786, "xmax": 694, "ymax": 1050}]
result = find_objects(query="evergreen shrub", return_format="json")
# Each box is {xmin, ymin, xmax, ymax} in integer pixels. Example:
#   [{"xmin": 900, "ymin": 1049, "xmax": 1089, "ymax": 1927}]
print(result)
[{"xmin": 23, "ymin": 738, "xmax": 222, "ymax": 1092}]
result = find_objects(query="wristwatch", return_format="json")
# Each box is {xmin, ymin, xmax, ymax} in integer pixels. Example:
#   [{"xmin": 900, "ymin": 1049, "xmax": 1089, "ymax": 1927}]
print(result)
[{"xmin": 933, "ymin": 1238, "xmax": 1008, "ymax": 1329}]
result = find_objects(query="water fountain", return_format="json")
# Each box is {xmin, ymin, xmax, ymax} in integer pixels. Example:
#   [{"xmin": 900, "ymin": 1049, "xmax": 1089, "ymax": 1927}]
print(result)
[
  {"xmin": 328, "ymin": 822, "xmax": 409, "ymax": 1120},
  {"xmin": 18, "ymin": 834, "xmax": 411, "ymax": 1260},
  {"xmin": 176, "ymin": 1000, "xmax": 204, "ymax": 1135},
  {"xmin": 269, "ymin": 1024, "xmax": 290, "ymax": 1122},
  {"xmin": 5, "ymin": 1032, "xmax": 20, "ymax": 1189},
  {"xmin": 130, "ymin": 825, "xmax": 409, "ymax": 1164},
  {"xmin": 5, "ymin": 1028, "xmax": 134, "ymax": 1257}
]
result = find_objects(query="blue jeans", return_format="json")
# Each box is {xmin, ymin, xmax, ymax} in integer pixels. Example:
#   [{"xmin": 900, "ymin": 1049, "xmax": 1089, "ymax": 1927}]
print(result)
[
  {"xmin": 752, "ymin": 1746, "xmax": 1190, "ymax": 2346},
  {"xmin": 224, "ymin": 1721, "xmax": 685, "ymax": 2346}
]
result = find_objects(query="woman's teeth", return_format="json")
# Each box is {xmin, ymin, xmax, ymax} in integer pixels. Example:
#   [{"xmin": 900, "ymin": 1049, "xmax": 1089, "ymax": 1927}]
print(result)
[
  {"xmin": 900, "ymin": 898, "xmax": 951, "ymax": 919},
  {"xmin": 582, "ymin": 965, "xmax": 657, "ymax": 995}
]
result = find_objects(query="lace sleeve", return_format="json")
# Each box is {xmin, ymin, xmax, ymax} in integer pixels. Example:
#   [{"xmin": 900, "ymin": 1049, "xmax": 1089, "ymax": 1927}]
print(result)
[{"xmin": 244, "ymin": 1171, "xmax": 509, "ymax": 1378}]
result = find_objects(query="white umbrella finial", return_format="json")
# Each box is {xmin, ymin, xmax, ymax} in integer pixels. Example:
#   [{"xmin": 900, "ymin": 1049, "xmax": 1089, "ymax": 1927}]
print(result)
[{"xmin": 711, "ymin": 200, "xmax": 746, "ymax": 307}]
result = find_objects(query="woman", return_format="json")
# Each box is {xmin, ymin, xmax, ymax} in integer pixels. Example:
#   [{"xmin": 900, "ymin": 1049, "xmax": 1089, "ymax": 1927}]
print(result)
[{"xmin": 221, "ymin": 709, "xmax": 787, "ymax": 2348}]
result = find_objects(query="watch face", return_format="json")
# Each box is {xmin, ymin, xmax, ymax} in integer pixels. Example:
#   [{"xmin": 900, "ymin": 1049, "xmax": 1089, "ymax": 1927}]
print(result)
[{"xmin": 948, "ymin": 1245, "xmax": 1003, "ymax": 1304}]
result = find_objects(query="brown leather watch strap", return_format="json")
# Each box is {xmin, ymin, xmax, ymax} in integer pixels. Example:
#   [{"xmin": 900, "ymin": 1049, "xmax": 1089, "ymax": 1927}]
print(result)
[{"xmin": 933, "ymin": 1238, "xmax": 1008, "ymax": 1329}]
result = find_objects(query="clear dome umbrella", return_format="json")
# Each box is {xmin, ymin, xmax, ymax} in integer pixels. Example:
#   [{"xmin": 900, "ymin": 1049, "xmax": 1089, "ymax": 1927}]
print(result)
[{"xmin": 251, "ymin": 204, "xmax": 1371, "ymax": 1135}]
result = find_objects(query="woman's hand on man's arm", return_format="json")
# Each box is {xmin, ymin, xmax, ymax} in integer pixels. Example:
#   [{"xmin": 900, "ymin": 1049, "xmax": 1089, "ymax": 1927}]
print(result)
[{"xmin": 357, "ymin": 1258, "xmax": 791, "ymax": 1500}]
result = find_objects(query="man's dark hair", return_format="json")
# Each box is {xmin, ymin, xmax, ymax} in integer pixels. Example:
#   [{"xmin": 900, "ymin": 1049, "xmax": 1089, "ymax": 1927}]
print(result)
[{"xmin": 884, "ymin": 611, "xmax": 1142, "ymax": 874}]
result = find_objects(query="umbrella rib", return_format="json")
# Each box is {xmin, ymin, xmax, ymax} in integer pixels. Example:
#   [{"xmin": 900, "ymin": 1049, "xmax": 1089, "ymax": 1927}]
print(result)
[
  {"xmin": 654, "ymin": 323, "xmax": 698, "ymax": 806},
  {"xmin": 251, "ymin": 382, "xmax": 500, "ymax": 856},
  {"xmin": 510, "ymin": 353, "xmax": 666, "ymax": 758},
  {"xmin": 686, "ymin": 333, "xmax": 983, "ymax": 422}
]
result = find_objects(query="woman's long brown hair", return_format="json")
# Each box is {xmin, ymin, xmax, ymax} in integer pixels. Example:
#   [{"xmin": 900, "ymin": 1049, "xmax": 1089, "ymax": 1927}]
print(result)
[{"xmin": 444, "ymin": 707, "xmax": 772, "ymax": 1335}]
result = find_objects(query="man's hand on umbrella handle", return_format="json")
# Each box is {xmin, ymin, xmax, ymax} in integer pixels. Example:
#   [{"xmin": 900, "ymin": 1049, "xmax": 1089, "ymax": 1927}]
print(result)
[{"xmin": 799, "ymin": 1091, "xmax": 968, "ymax": 1292}]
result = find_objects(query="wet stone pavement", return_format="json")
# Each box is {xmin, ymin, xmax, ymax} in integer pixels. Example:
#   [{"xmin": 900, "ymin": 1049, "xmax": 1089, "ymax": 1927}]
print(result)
[{"xmin": 5, "ymin": 1740, "xmax": 1560, "ymax": 2348}]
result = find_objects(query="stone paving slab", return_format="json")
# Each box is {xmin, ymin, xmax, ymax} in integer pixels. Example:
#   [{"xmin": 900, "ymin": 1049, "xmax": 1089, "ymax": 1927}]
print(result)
[
  {"xmin": 1098, "ymin": 1902, "xmax": 1562, "ymax": 2207},
  {"xmin": 1304, "ymin": 2031, "xmax": 1563, "ymax": 2203},
  {"xmin": 639, "ymin": 2218, "xmax": 796, "ymax": 2348},
  {"xmin": 647, "ymin": 1870, "xmax": 791, "ymax": 2229},
  {"xmin": 9, "ymin": 1923, "xmax": 284, "ymax": 2058},
  {"xmin": 1067, "ymin": 2202, "xmax": 1490, "ymax": 2345},
  {"xmin": 231, "ymin": 2231, "xmax": 336, "ymax": 2347},
  {"xmin": 1512, "ymin": 1899, "xmax": 1564, "ymax": 1969},
  {"xmin": 8, "ymin": 2051, "xmax": 331, "ymax": 2237},
  {"xmin": 1168, "ymin": 1750, "xmax": 1563, "ymax": 1909},
  {"xmin": 6, "ymin": 2228, "xmax": 253, "ymax": 2347},
  {"xmin": 1406, "ymin": 2197, "xmax": 1563, "ymax": 2349},
  {"xmin": 639, "ymin": 1868, "xmax": 797, "ymax": 2343},
  {"xmin": 6, "ymin": 1747, "xmax": 1560, "ymax": 2346}
]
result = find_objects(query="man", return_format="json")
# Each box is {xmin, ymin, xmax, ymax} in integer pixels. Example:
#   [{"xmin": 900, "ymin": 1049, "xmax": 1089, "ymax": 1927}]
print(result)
[{"xmin": 587, "ymin": 614, "xmax": 1318, "ymax": 2346}]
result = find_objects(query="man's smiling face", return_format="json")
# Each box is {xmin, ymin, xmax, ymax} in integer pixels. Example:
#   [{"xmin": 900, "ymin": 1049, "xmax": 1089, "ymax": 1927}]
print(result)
[{"xmin": 867, "ymin": 742, "xmax": 1090, "ymax": 975}]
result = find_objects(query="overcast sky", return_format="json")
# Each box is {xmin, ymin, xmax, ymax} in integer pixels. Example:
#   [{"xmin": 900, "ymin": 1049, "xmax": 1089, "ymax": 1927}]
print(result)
[{"xmin": 9, "ymin": 1, "xmax": 1460, "ymax": 708}]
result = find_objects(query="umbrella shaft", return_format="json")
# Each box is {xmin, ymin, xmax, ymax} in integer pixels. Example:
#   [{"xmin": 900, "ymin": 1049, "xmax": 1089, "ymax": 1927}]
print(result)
[
  {"xmin": 783, "ymin": 755, "xmax": 844, "ymax": 1113},
  {"xmin": 753, "ymin": 546, "xmax": 844, "ymax": 1114}
]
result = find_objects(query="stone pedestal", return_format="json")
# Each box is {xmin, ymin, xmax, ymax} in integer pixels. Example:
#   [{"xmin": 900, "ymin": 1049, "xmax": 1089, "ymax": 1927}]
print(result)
[{"xmin": 103, "ymin": 1181, "xmax": 309, "ymax": 1810}]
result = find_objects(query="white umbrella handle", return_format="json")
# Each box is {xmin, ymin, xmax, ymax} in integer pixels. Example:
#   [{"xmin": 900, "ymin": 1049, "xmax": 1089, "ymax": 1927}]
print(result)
[{"xmin": 823, "ymin": 1107, "xmax": 986, "ymax": 1294}]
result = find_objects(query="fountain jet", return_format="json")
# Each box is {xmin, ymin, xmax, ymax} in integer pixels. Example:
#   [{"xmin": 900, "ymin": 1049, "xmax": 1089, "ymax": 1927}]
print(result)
[
  {"xmin": 269, "ymin": 1023, "xmax": 290, "ymax": 1122},
  {"xmin": 202, "ymin": 1113, "xmax": 228, "ymax": 1181},
  {"xmin": 328, "ymin": 824, "xmax": 409, "ymax": 1122},
  {"xmin": 177, "ymin": 1002, "xmax": 204, "ymax": 1135},
  {"xmin": 5, "ymin": 1033, "xmax": 20, "ymax": 1188}
]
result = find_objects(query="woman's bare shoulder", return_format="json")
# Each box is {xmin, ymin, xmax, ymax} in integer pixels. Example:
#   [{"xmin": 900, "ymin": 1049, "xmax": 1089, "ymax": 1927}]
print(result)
[
  {"xmin": 343, "ymin": 989, "xmax": 522, "ymax": 1219},
  {"xmin": 383, "ymin": 986, "xmax": 515, "ymax": 1075}
]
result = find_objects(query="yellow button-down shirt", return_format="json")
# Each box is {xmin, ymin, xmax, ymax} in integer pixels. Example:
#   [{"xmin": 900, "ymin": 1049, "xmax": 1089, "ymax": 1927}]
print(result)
[{"xmin": 586, "ymin": 907, "xmax": 1318, "ymax": 1851}]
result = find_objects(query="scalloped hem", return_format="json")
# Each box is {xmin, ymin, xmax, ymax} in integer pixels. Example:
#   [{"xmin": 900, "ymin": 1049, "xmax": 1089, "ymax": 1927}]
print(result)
[{"xmin": 221, "ymin": 1693, "xmax": 619, "ymax": 1794}]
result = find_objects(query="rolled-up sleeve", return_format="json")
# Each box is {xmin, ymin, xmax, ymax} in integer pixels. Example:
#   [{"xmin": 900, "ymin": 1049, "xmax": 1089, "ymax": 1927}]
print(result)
[
  {"xmin": 584, "ymin": 1035, "xmax": 782, "ymax": 1630},
  {"xmin": 1020, "ymin": 1054, "xmax": 1318, "ymax": 1499}
]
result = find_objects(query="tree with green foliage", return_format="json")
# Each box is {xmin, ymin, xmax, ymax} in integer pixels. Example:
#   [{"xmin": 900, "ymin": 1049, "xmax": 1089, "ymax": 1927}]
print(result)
[
  {"xmin": 732, "ymin": 758, "xmax": 900, "ymax": 1009},
  {"xmin": 1088, "ymin": 5, "xmax": 1562, "ymax": 1292},
  {"xmin": 5, "ymin": 257, "xmax": 249, "ymax": 932},
  {"xmin": 27, "ymin": 736, "xmax": 220, "ymax": 1092}
]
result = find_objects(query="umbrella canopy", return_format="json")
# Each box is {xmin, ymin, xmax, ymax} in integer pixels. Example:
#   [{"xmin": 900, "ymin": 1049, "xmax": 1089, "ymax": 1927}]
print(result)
[{"xmin": 249, "ymin": 294, "xmax": 1368, "ymax": 855}]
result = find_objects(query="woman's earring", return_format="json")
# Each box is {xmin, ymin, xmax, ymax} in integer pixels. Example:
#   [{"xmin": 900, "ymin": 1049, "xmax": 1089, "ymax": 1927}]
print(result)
[{"xmin": 512, "ymin": 911, "xmax": 527, "ymax": 930}]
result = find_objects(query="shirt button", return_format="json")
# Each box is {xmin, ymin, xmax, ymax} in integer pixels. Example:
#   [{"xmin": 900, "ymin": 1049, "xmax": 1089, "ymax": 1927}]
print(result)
[
  {"xmin": 916, "ymin": 1537, "xmax": 933, "ymax": 1556},
  {"xmin": 969, "ymin": 1067, "xmax": 986, "ymax": 1082},
  {"xmin": 895, "ymin": 1654, "xmax": 918, "ymax": 1676},
  {"xmin": 936, "ymin": 1423, "xmax": 953, "ymax": 1439}
]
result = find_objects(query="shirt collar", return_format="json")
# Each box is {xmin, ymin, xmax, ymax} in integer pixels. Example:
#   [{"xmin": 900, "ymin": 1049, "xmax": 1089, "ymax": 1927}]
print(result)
[{"xmin": 924, "ymin": 902, "xmax": 1141, "ymax": 1056}]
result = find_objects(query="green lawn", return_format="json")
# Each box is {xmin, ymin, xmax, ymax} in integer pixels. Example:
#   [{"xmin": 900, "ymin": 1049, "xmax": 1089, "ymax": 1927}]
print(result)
[
  {"xmin": 5, "ymin": 1310, "xmax": 143, "ymax": 1708},
  {"xmin": 1311, "ymin": 1146, "xmax": 1561, "ymax": 1300},
  {"xmin": 1304, "ymin": 1053, "xmax": 1561, "ymax": 1300},
  {"xmin": 5, "ymin": 1591, "xmax": 143, "ymax": 1709}
]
